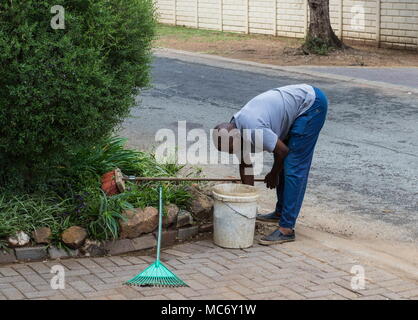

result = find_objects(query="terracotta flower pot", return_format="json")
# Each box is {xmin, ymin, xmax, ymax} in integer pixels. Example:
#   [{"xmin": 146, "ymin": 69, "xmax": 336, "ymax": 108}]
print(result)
[
  {"xmin": 101, "ymin": 170, "xmax": 119, "ymax": 196},
  {"xmin": 101, "ymin": 169, "xmax": 126, "ymax": 196}
]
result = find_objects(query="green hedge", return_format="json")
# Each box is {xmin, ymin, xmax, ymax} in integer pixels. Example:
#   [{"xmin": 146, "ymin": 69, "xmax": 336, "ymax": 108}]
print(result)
[{"xmin": 0, "ymin": 0, "xmax": 156, "ymax": 189}]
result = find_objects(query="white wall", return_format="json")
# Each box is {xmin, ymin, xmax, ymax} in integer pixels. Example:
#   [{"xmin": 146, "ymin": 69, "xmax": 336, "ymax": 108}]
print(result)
[{"xmin": 155, "ymin": 0, "xmax": 418, "ymax": 49}]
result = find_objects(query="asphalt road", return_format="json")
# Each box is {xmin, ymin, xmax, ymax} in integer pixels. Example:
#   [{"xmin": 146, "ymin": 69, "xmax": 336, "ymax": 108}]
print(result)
[{"xmin": 120, "ymin": 54, "xmax": 418, "ymax": 241}]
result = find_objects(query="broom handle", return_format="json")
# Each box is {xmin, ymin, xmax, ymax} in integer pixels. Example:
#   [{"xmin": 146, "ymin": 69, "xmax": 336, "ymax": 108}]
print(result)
[
  {"xmin": 156, "ymin": 185, "xmax": 163, "ymax": 266},
  {"xmin": 124, "ymin": 177, "xmax": 265, "ymax": 182}
]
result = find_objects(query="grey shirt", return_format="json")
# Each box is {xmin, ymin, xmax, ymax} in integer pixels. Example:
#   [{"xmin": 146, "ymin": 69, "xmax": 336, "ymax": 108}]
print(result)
[{"xmin": 232, "ymin": 84, "xmax": 316, "ymax": 152}]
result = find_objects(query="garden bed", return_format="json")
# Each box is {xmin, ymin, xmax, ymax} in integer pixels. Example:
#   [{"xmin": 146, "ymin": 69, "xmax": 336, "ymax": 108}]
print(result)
[{"xmin": 0, "ymin": 137, "xmax": 215, "ymax": 265}]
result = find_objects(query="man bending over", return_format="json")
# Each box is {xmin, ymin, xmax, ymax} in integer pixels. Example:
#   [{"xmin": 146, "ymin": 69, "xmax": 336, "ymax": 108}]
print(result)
[{"xmin": 213, "ymin": 84, "xmax": 328, "ymax": 245}]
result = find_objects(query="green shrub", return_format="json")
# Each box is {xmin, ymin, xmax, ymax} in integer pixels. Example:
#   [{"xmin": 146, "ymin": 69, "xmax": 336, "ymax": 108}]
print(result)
[
  {"xmin": 0, "ymin": 0, "xmax": 156, "ymax": 189},
  {"xmin": 303, "ymin": 36, "xmax": 330, "ymax": 55}
]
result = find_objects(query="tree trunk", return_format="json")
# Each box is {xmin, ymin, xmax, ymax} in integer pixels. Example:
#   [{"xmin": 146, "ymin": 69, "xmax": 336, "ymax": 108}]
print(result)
[{"xmin": 304, "ymin": 0, "xmax": 345, "ymax": 52}]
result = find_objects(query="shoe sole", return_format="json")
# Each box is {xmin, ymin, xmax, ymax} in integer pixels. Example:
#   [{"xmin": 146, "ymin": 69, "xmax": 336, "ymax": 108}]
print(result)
[
  {"xmin": 256, "ymin": 216, "xmax": 280, "ymax": 223},
  {"xmin": 258, "ymin": 238, "xmax": 295, "ymax": 246}
]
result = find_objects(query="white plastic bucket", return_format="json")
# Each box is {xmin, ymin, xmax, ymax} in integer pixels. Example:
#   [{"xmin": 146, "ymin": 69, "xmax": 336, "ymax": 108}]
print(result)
[{"xmin": 212, "ymin": 184, "xmax": 259, "ymax": 249}]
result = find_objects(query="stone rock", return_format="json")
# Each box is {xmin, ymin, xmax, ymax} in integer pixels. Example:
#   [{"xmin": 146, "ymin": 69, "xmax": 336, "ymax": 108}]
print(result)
[
  {"xmin": 119, "ymin": 207, "xmax": 158, "ymax": 239},
  {"xmin": 7, "ymin": 231, "xmax": 30, "ymax": 247},
  {"xmin": 176, "ymin": 210, "xmax": 194, "ymax": 228},
  {"xmin": 163, "ymin": 203, "xmax": 179, "ymax": 228},
  {"xmin": 61, "ymin": 226, "xmax": 87, "ymax": 249},
  {"xmin": 32, "ymin": 227, "xmax": 52, "ymax": 244},
  {"xmin": 80, "ymin": 239, "xmax": 106, "ymax": 257},
  {"xmin": 186, "ymin": 186, "xmax": 214, "ymax": 221}
]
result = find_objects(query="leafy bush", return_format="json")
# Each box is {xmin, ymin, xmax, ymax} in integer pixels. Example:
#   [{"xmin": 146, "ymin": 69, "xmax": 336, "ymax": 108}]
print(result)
[
  {"xmin": 0, "ymin": 0, "xmax": 156, "ymax": 188},
  {"xmin": 303, "ymin": 36, "xmax": 330, "ymax": 55}
]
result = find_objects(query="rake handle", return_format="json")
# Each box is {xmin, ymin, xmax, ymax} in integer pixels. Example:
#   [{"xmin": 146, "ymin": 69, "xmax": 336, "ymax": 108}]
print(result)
[
  {"xmin": 124, "ymin": 177, "xmax": 265, "ymax": 182},
  {"xmin": 156, "ymin": 185, "xmax": 163, "ymax": 266}
]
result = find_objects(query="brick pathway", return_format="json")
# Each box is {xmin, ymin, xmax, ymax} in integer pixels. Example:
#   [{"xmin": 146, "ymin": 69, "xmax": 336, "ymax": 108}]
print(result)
[{"xmin": 1, "ymin": 238, "xmax": 418, "ymax": 300}]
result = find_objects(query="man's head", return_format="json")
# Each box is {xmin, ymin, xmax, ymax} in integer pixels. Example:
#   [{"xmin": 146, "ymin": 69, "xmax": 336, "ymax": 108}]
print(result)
[{"xmin": 212, "ymin": 122, "xmax": 241, "ymax": 154}]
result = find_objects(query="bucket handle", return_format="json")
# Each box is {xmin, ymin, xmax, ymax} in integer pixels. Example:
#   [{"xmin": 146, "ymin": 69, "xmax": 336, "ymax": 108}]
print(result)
[{"xmin": 223, "ymin": 202, "xmax": 256, "ymax": 220}]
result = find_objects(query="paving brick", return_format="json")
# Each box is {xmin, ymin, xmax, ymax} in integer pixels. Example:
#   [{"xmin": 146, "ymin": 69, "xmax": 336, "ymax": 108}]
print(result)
[
  {"xmin": 185, "ymin": 279, "xmax": 208, "ymax": 290},
  {"xmin": 131, "ymin": 234, "xmax": 156, "ymax": 251},
  {"xmin": 61, "ymin": 288, "xmax": 85, "ymax": 299},
  {"xmin": 276, "ymin": 288, "xmax": 305, "ymax": 300},
  {"xmin": 165, "ymin": 292, "xmax": 188, "ymax": 300},
  {"xmin": 387, "ymin": 283, "xmax": 418, "ymax": 293},
  {"xmin": 15, "ymin": 247, "xmax": 48, "ymax": 261},
  {"xmin": 79, "ymin": 274, "xmax": 106, "ymax": 286},
  {"xmin": 222, "ymin": 290, "xmax": 246, "ymax": 299},
  {"xmin": 2, "ymin": 238, "xmax": 418, "ymax": 301},
  {"xmin": 331, "ymin": 286, "xmax": 361, "ymax": 299},
  {"xmin": 108, "ymin": 256, "xmax": 132, "ymax": 266},
  {"xmin": 0, "ymin": 250, "xmax": 17, "ymax": 265},
  {"xmin": 48, "ymin": 294, "xmax": 67, "ymax": 300},
  {"xmin": 382, "ymin": 292, "xmax": 406, "ymax": 300},
  {"xmin": 0, "ymin": 275, "xmax": 25, "ymax": 284},
  {"xmin": 137, "ymin": 294, "xmax": 168, "ymax": 300},
  {"xmin": 399, "ymin": 288, "xmax": 418, "ymax": 298},
  {"xmin": 162, "ymin": 248, "xmax": 190, "ymax": 258},
  {"xmin": 13, "ymin": 281, "xmax": 37, "ymax": 293},
  {"xmin": 303, "ymin": 289, "xmax": 334, "ymax": 299},
  {"xmin": 0, "ymin": 266, "xmax": 19, "ymax": 277},
  {"xmin": 48, "ymin": 246, "xmax": 79, "ymax": 259},
  {"xmin": 2, "ymin": 287, "xmax": 25, "ymax": 299},
  {"xmin": 379, "ymin": 278, "xmax": 409, "ymax": 288},
  {"xmin": 356, "ymin": 295, "xmax": 389, "ymax": 300},
  {"xmin": 12, "ymin": 264, "xmax": 37, "ymax": 276},
  {"xmin": 154, "ymin": 230, "xmax": 177, "ymax": 247},
  {"xmin": 177, "ymin": 225, "xmax": 199, "ymax": 241},
  {"xmin": 60, "ymin": 260, "xmax": 85, "ymax": 270},
  {"xmin": 91, "ymin": 257, "xmax": 118, "ymax": 268},
  {"xmin": 104, "ymin": 239, "xmax": 135, "ymax": 255},
  {"xmin": 25, "ymin": 289, "xmax": 63, "ymax": 299},
  {"xmin": 28, "ymin": 262, "xmax": 51, "ymax": 274},
  {"xmin": 68, "ymin": 280, "xmax": 95, "ymax": 293}
]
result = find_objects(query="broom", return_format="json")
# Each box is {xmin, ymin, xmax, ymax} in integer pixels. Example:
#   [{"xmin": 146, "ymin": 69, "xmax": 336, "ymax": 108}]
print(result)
[{"xmin": 124, "ymin": 186, "xmax": 188, "ymax": 287}]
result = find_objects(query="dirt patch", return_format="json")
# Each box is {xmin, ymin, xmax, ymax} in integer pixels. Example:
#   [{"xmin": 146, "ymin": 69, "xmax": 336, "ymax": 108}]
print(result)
[{"xmin": 156, "ymin": 27, "xmax": 418, "ymax": 67}]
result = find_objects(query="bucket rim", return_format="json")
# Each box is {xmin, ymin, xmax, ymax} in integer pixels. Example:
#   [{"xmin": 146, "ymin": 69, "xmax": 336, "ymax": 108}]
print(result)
[{"xmin": 212, "ymin": 183, "xmax": 259, "ymax": 202}]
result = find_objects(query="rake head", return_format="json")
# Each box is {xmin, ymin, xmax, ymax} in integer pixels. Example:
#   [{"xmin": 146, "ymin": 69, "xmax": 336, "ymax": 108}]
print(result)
[{"xmin": 124, "ymin": 261, "xmax": 188, "ymax": 288}]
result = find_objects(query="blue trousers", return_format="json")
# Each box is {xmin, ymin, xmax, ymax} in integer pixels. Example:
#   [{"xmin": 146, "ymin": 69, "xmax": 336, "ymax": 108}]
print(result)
[{"xmin": 275, "ymin": 87, "xmax": 328, "ymax": 229}]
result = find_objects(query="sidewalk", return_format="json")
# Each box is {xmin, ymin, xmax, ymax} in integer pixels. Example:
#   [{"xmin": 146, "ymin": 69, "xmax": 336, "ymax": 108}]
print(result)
[
  {"xmin": 301, "ymin": 66, "xmax": 418, "ymax": 89},
  {"xmin": 1, "ymin": 228, "xmax": 418, "ymax": 300}
]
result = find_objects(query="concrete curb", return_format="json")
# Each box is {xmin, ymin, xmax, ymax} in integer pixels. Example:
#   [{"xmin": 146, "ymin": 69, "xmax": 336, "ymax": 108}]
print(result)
[{"xmin": 154, "ymin": 47, "xmax": 418, "ymax": 95}]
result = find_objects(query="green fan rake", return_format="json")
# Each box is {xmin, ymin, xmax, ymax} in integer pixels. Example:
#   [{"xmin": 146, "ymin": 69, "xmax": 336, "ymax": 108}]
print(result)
[{"xmin": 124, "ymin": 186, "xmax": 188, "ymax": 288}]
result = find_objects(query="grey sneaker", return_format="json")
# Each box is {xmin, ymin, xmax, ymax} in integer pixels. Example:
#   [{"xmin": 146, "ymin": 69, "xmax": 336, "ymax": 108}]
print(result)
[
  {"xmin": 259, "ymin": 229, "xmax": 295, "ymax": 245},
  {"xmin": 256, "ymin": 211, "xmax": 281, "ymax": 222}
]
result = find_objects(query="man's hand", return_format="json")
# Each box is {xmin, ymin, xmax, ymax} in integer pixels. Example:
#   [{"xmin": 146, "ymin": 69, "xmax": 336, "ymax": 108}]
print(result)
[
  {"xmin": 264, "ymin": 170, "xmax": 279, "ymax": 189},
  {"xmin": 264, "ymin": 139, "xmax": 289, "ymax": 189},
  {"xmin": 240, "ymin": 162, "xmax": 254, "ymax": 186}
]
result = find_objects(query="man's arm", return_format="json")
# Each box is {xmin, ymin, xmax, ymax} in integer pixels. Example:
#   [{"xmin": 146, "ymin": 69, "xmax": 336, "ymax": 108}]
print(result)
[
  {"xmin": 239, "ymin": 161, "xmax": 254, "ymax": 186},
  {"xmin": 264, "ymin": 139, "xmax": 289, "ymax": 189}
]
